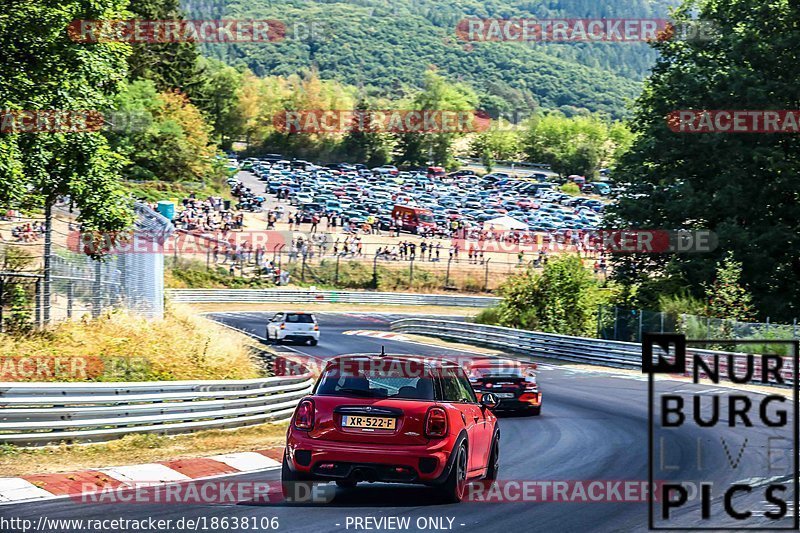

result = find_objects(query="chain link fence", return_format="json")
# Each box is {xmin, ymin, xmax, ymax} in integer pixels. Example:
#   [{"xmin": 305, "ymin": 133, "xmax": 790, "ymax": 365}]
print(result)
[
  {"xmin": 0, "ymin": 202, "xmax": 172, "ymax": 330},
  {"xmin": 599, "ymin": 305, "xmax": 799, "ymax": 346},
  {"xmin": 169, "ymin": 245, "xmax": 540, "ymax": 293},
  {"xmin": 165, "ymin": 229, "xmax": 606, "ymax": 293}
]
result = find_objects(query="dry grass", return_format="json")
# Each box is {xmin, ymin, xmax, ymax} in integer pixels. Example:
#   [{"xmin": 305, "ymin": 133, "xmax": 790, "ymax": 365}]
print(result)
[
  {"xmin": 0, "ymin": 422, "xmax": 288, "ymax": 477},
  {"xmin": 0, "ymin": 306, "xmax": 264, "ymax": 382}
]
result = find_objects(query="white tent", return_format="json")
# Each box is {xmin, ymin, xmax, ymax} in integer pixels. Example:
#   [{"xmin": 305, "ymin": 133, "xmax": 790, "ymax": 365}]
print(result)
[{"xmin": 485, "ymin": 216, "xmax": 528, "ymax": 231}]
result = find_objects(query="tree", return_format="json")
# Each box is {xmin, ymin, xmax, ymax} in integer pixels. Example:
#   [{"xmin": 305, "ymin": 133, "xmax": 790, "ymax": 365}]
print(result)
[
  {"xmin": 126, "ymin": 0, "xmax": 206, "ymax": 96},
  {"xmin": 0, "ymin": 0, "xmax": 136, "ymax": 323},
  {"xmin": 607, "ymin": 0, "xmax": 800, "ymax": 321},
  {"xmin": 394, "ymin": 70, "xmax": 478, "ymax": 168},
  {"xmin": 520, "ymin": 112, "xmax": 624, "ymax": 177},
  {"xmin": 340, "ymin": 99, "xmax": 390, "ymax": 166},
  {"xmin": 706, "ymin": 252, "xmax": 754, "ymax": 322},
  {"xmin": 192, "ymin": 58, "xmax": 245, "ymax": 151},
  {"xmin": 469, "ymin": 121, "xmax": 520, "ymax": 163},
  {"xmin": 478, "ymin": 255, "xmax": 605, "ymax": 337},
  {"xmin": 108, "ymin": 80, "xmax": 219, "ymax": 184}
]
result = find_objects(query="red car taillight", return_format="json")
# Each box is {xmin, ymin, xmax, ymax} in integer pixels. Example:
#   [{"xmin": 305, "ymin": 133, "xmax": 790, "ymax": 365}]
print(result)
[
  {"xmin": 294, "ymin": 399, "xmax": 314, "ymax": 430},
  {"xmin": 519, "ymin": 393, "xmax": 540, "ymax": 404},
  {"xmin": 425, "ymin": 407, "xmax": 448, "ymax": 438}
]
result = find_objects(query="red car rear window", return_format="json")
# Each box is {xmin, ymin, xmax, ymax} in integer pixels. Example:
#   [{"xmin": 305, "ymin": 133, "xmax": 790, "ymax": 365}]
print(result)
[{"xmin": 316, "ymin": 367, "xmax": 436, "ymax": 400}]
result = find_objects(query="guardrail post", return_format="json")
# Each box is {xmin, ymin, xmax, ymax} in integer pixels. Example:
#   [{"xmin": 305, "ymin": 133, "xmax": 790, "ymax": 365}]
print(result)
[
  {"xmin": 638, "ymin": 310, "xmax": 643, "ymax": 342},
  {"xmin": 445, "ymin": 257, "xmax": 452, "ymax": 288},
  {"xmin": 370, "ymin": 254, "xmax": 376, "ymax": 289},
  {"xmin": 0, "ymin": 277, "xmax": 4, "ymax": 332},
  {"xmin": 34, "ymin": 279, "xmax": 42, "ymax": 328},
  {"xmin": 67, "ymin": 281, "xmax": 74, "ymax": 319},
  {"xmin": 301, "ymin": 252, "xmax": 307, "ymax": 281},
  {"xmin": 409, "ymin": 258, "xmax": 414, "ymax": 289},
  {"xmin": 483, "ymin": 258, "xmax": 491, "ymax": 291},
  {"xmin": 92, "ymin": 260, "xmax": 102, "ymax": 318},
  {"xmin": 43, "ymin": 201, "xmax": 52, "ymax": 325},
  {"xmin": 597, "ymin": 304, "xmax": 602, "ymax": 338}
]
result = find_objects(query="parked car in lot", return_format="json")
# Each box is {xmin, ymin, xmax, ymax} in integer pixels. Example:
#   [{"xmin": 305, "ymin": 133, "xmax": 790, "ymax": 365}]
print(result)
[
  {"xmin": 372, "ymin": 165, "xmax": 399, "ymax": 175},
  {"xmin": 250, "ymin": 158, "xmax": 612, "ymax": 237},
  {"xmin": 464, "ymin": 358, "xmax": 541, "ymax": 415},
  {"xmin": 291, "ymin": 192, "xmax": 314, "ymax": 206},
  {"xmin": 266, "ymin": 312, "xmax": 320, "ymax": 345},
  {"xmin": 282, "ymin": 353, "xmax": 500, "ymax": 503}
]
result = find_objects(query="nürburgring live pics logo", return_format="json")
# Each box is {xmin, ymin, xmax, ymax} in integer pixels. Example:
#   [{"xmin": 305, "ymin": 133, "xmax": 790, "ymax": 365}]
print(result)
[{"xmin": 643, "ymin": 333, "xmax": 799, "ymax": 530}]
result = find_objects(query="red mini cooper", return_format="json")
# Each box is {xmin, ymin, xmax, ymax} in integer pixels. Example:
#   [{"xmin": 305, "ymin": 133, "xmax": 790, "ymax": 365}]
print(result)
[{"xmin": 282, "ymin": 353, "xmax": 500, "ymax": 503}]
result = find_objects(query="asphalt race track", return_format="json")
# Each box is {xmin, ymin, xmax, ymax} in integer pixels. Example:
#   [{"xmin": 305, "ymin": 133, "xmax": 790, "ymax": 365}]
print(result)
[{"xmin": 2, "ymin": 312, "xmax": 795, "ymax": 532}]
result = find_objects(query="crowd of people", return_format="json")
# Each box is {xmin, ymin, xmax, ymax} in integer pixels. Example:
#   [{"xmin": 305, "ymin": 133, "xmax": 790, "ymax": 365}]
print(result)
[
  {"xmin": 11, "ymin": 221, "xmax": 45, "ymax": 242},
  {"xmin": 162, "ymin": 175, "xmax": 610, "ymax": 285},
  {"xmin": 170, "ymin": 195, "xmax": 244, "ymax": 232}
]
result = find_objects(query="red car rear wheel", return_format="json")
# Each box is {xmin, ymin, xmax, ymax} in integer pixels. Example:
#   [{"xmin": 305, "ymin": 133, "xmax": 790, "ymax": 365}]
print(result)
[
  {"xmin": 281, "ymin": 453, "xmax": 311, "ymax": 503},
  {"xmin": 438, "ymin": 442, "xmax": 468, "ymax": 503}
]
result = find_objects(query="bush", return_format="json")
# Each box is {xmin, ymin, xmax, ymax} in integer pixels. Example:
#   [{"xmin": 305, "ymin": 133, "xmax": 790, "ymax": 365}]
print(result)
[
  {"xmin": 561, "ymin": 182, "xmax": 581, "ymax": 195},
  {"xmin": 474, "ymin": 306, "xmax": 501, "ymax": 325},
  {"xmin": 477, "ymin": 255, "xmax": 608, "ymax": 336}
]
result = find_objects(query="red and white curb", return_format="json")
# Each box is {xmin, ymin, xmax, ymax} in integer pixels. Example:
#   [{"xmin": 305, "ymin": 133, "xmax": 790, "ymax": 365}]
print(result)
[
  {"xmin": 0, "ymin": 448, "xmax": 284, "ymax": 506},
  {"xmin": 342, "ymin": 330, "xmax": 409, "ymax": 341}
]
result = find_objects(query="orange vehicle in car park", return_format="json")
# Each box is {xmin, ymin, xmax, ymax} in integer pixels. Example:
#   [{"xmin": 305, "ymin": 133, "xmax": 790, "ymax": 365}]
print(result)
[
  {"xmin": 427, "ymin": 166, "xmax": 446, "ymax": 179},
  {"xmin": 464, "ymin": 358, "xmax": 541, "ymax": 415},
  {"xmin": 391, "ymin": 204, "xmax": 437, "ymax": 234}
]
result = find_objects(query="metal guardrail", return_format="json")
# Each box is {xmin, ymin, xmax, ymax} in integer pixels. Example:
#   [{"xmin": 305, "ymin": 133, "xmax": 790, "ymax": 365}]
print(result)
[
  {"xmin": 0, "ymin": 374, "xmax": 314, "ymax": 446},
  {"xmin": 391, "ymin": 319, "xmax": 644, "ymax": 367},
  {"xmin": 390, "ymin": 319, "xmax": 796, "ymax": 383},
  {"xmin": 167, "ymin": 289, "xmax": 500, "ymax": 308}
]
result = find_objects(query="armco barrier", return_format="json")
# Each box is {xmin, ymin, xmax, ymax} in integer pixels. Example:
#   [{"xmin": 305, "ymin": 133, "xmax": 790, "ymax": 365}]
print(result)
[
  {"xmin": 390, "ymin": 319, "xmax": 796, "ymax": 383},
  {"xmin": 0, "ymin": 372, "xmax": 314, "ymax": 446},
  {"xmin": 167, "ymin": 289, "xmax": 500, "ymax": 308}
]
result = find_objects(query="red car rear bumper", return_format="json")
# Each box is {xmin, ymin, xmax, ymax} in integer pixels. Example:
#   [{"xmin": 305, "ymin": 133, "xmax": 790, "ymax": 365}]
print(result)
[{"xmin": 286, "ymin": 430, "xmax": 454, "ymax": 483}]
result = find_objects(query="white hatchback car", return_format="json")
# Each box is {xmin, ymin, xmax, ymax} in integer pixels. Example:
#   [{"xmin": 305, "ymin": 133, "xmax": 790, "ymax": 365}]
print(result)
[{"xmin": 266, "ymin": 312, "xmax": 320, "ymax": 345}]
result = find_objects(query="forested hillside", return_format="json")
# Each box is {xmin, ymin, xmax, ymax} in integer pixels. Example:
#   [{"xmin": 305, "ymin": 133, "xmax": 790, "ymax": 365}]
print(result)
[{"xmin": 183, "ymin": 0, "xmax": 679, "ymax": 119}]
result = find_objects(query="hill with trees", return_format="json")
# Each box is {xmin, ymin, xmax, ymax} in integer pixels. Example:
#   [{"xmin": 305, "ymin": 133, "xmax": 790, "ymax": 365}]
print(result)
[{"xmin": 183, "ymin": 0, "xmax": 679, "ymax": 119}]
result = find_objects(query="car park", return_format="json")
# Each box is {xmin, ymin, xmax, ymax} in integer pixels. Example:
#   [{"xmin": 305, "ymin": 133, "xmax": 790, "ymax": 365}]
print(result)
[{"xmin": 247, "ymin": 159, "xmax": 610, "ymax": 236}]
